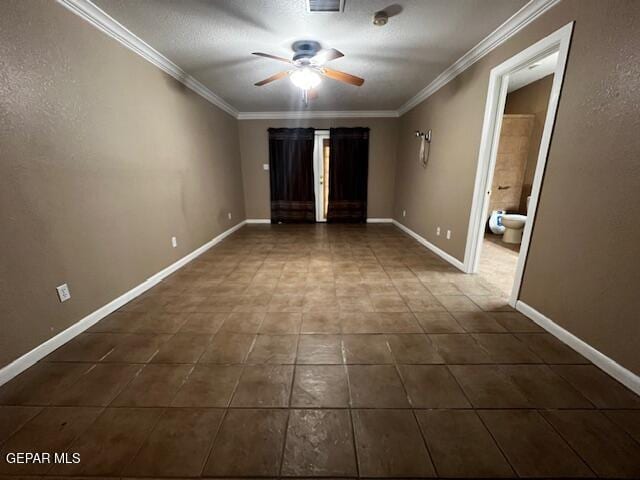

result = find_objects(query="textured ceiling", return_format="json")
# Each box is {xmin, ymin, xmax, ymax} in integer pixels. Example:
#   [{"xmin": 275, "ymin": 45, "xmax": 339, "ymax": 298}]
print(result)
[{"xmin": 93, "ymin": 0, "xmax": 528, "ymax": 112}]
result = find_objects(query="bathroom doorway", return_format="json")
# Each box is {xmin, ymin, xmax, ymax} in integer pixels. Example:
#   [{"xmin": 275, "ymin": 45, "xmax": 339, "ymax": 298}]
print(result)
[
  {"xmin": 313, "ymin": 130, "xmax": 330, "ymax": 222},
  {"xmin": 463, "ymin": 23, "xmax": 573, "ymax": 305}
]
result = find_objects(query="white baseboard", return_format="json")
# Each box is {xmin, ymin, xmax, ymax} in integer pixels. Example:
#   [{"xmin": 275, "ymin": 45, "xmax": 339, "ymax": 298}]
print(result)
[
  {"xmin": 516, "ymin": 300, "xmax": 640, "ymax": 396},
  {"xmin": 366, "ymin": 218, "xmax": 393, "ymax": 223},
  {"xmin": 0, "ymin": 220, "xmax": 247, "ymax": 387},
  {"xmin": 392, "ymin": 220, "xmax": 466, "ymax": 272},
  {"xmin": 245, "ymin": 219, "xmax": 271, "ymax": 224}
]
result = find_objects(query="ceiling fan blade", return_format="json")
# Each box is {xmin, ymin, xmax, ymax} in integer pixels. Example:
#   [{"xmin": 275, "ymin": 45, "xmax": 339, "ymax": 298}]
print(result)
[
  {"xmin": 321, "ymin": 67, "xmax": 365, "ymax": 86},
  {"xmin": 254, "ymin": 70, "xmax": 290, "ymax": 86},
  {"xmin": 311, "ymin": 48, "xmax": 344, "ymax": 65},
  {"xmin": 252, "ymin": 52, "xmax": 293, "ymax": 64}
]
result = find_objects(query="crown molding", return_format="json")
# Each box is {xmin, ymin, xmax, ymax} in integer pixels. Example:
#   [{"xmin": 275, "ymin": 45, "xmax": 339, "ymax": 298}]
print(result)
[
  {"xmin": 237, "ymin": 110, "xmax": 399, "ymax": 120},
  {"xmin": 397, "ymin": 0, "xmax": 561, "ymax": 116},
  {"xmin": 56, "ymin": 0, "xmax": 239, "ymax": 118}
]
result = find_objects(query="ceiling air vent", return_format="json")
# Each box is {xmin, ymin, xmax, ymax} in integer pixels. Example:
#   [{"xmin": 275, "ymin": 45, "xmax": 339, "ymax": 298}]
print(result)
[{"xmin": 306, "ymin": 0, "xmax": 344, "ymax": 13}]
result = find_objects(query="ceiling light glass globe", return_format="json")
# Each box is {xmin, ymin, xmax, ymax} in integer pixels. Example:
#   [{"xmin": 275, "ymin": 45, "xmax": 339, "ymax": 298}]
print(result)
[{"xmin": 290, "ymin": 68, "xmax": 321, "ymax": 90}]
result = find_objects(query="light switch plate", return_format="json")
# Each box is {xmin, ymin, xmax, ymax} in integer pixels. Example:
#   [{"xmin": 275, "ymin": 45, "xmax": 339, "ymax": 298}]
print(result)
[
  {"xmin": 263, "ymin": 164, "xmax": 269, "ymax": 171},
  {"xmin": 56, "ymin": 284, "xmax": 71, "ymax": 303}
]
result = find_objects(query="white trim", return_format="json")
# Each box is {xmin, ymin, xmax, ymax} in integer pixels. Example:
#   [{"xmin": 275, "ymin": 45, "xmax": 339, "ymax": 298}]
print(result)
[
  {"xmin": 463, "ymin": 22, "xmax": 574, "ymax": 308},
  {"xmin": 0, "ymin": 221, "xmax": 246, "ymax": 387},
  {"xmin": 398, "ymin": 0, "xmax": 561, "ymax": 115},
  {"xmin": 56, "ymin": 0, "xmax": 239, "ymax": 118},
  {"xmin": 516, "ymin": 301, "xmax": 640, "ymax": 396},
  {"xmin": 366, "ymin": 218, "xmax": 393, "ymax": 223},
  {"xmin": 245, "ymin": 219, "xmax": 271, "ymax": 224},
  {"xmin": 392, "ymin": 220, "xmax": 466, "ymax": 272},
  {"xmin": 237, "ymin": 111, "xmax": 399, "ymax": 120}
]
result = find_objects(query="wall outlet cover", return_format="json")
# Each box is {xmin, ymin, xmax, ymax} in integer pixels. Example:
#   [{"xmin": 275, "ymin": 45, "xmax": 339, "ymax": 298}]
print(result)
[
  {"xmin": 436, "ymin": 227, "xmax": 441, "ymax": 236},
  {"xmin": 56, "ymin": 284, "xmax": 71, "ymax": 303},
  {"xmin": 402, "ymin": 210, "xmax": 406, "ymax": 217},
  {"xmin": 446, "ymin": 230, "xmax": 451, "ymax": 240},
  {"xmin": 171, "ymin": 236, "xmax": 177, "ymax": 248},
  {"xmin": 227, "ymin": 212, "xmax": 232, "ymax": 220}
]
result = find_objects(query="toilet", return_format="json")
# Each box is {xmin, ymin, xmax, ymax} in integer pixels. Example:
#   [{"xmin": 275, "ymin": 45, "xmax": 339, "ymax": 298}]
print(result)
[
  {"xmin": 501, "ymin": 214, "xmax": 527, "ymax": 243},
  {"xmin": 501, "ymin": 196, "xmax": 531, "ymax": 244}
]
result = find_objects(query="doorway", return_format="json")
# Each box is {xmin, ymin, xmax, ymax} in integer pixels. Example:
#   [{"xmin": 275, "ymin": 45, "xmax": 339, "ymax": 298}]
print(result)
[
  {"xmin": 463, "ymin": 22, "xmax": 573, "ymax": 306},
  {"xmin": 313, "ymin": 130, "xmax": 330, "ymax": 222}
]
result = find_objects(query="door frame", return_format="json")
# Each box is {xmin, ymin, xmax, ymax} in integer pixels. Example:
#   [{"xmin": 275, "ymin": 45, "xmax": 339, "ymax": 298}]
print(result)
[
  {"xmin": 313, "ymin": 130, "xmax": 330, "ymax": 222},
  {"xmin": 462, "ymin": 22, "xmax": 574, "ymax": 307}
]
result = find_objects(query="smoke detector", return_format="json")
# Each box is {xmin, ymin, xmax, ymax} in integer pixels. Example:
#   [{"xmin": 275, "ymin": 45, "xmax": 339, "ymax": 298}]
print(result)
[{"xmin": 373, "ymin": 11, "xmax": 388, "ymax": 26}]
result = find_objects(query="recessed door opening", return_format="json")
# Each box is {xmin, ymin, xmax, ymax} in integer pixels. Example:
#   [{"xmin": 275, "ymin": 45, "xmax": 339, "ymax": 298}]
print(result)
[
  {"xmin": 464, "ymin": 23, "xmax": 574, "ymax": 306},
  {"xmin": 314, "ymin": 130, "xmax": 330, "ymax": 222}
]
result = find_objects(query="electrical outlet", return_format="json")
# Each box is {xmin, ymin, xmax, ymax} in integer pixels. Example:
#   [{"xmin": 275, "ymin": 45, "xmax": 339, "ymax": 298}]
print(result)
[
  {"xmin": 402, "ymin": 209, "xmax": 406, "ymax": 217},
  {"xmin": 171, "ymin": 236, "xmax": 177, "ymax": 248},
  {"xmin": 436, "ymin": 226, "xmax": 441, "ymax": 236},
  {"xmin": 56, "ymin": 284, "xmax": 71, "ymax": 303},
  {"xmin": 227, "ymin": 212, "xmax": 232, "ymax": 220},
  {"xmin": 263, "ymin": 164, "xmax": 269, "ymax": 171},
  {"xmin": 446, "ymin": 229, "xmax": 451, "ymax": 240}
]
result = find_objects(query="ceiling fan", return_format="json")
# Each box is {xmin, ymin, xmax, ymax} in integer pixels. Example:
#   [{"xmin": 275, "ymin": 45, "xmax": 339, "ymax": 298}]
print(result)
[{"xmin": 252, "ymin": 40, "xmax": 364, "ymax": 105}]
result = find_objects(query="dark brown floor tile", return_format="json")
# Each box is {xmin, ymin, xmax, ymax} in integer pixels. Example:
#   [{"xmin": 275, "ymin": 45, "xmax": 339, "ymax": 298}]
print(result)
[
  {"xmin": 45, "ymin": 333, "xmax": 120, "ymax": 362},
  {"xmin": 472, "ymin": 333, "xmax": 542, "ymax": 363},
  {"xmin": 219, "ymin": 312, "xmax": 265, "ymax": 334},
  {"xmin": 125, "ymin": 408, "xmax": 224, "ymax": 477},
  {"xmin": 386, "ymin": 333, "xmax": 443, "ymax": 364},
  {"xmin": 178, "ymin": 312, "xmax": 227, "ymax": 333},
  {"xmin": 260, "ymin": 312, "xmax": 302, "ymax": 334},
  {"xmin": 490, "ymin": 311, "xmax": 544, "ymax": 332},
  {"xmin": 376, "ymin": 312, "xmax": 423, "ymax": 333},
  {"xmin": 111, "ymin": 364, "xmax": 192, "ymax": 407},
  {"xmin": 199, "ymin": 332, "xmax": 255, "ymax": 364},
  {"xmin": 291, "ymin": 365, "xmax": 350, "ymax": 407},
  {"xmin": 52, "ymin": 407, "xmax": 162, "ymax": 476},
  {"xmin": 247, "ymin": 334, "xmax": 298, "ymax": 364},
  {"xmin": 500, "ymin": 364, "xmax": 593, "ymax": 408},
  {"xmin": 0, "ymin": 406, "xmax": 42, "ymax": 444},
  {"xmin": 88, "ymin": 310, "xmax": 146, "ymax": 333},
  {"xmin": 343, "ymin": 334, "xmax": 393, "ymax": 364},
  {"xmin": 479, "ymin": 410, "xmax": 592, "ymax": 478},
  {"xmin": 101, "ymin": 333, "xmax": 170, "ymax": 363},
  {"xmin": 296, "ymin": 334, "xmax": 342, "ymax": 364},
  {"xmin": 50, "ymin": 363, "xmax": 142, "ymax": 406},
  {"xmin": 515, "ymin": 332, "xmax": 589, "ymax": 363},
  {"xmin": 231, "ymin": 365, "xmax": 293, "ymax": 407},
  {"xmin": 415, "ymin": 311, "xmax": 465, "ymax": 333},
  {"xmin": 449, "ymin": 365, "xmax": 531, "ymax": 408},
  {"xmin": 429, "ymin": 334, "xmax": 492, "ymax": 364},
  {"xmin": 605, "ymin": 410, "xmax": 640, "ymax": 442},
  {"xmin": 0, "ymin": 407, "xmax": 101, "ymax": 474},
  {"xmin": 352, "ymin": 409, "xmax": 435, "ymax": 477},
  {"xmin": 542, "ymin": 409, "xmax": 640, "ymax": 478},
  {"xmin": 348, "ymin": 365, "xmax": 409, "ymax": 408},
  {"xmin": 468, "ymin": 295, "xmax": 513, "ymax": 312},
  {"xmin": 340, "ymin": 312, "xmax": 381, "ymax": 333},
  {"xmin": 399, "ymin": 365, "xmax": 470, "ymax": 408},
  {"xmin": 130, "ymin": 311, "xmax": 188, "ymax": 333},
  {"xmin": 162, "ymin": 294, "xmax": 206, "ymax": 313},
  {"xmin": 416, "ymin": 409, "xmax": 514, "ymax": 478},
  {"xmin": 451, "ymin": 311, "xmax": 507, "ymax": 333},
  {"xmin": 282, "ymin": 409, "xmax": 357, "ymax": 477},
  {"xmin": 151, "ymin": 333, "xmax": 212, "ymax": 364},
  {"xmin": 300, "ymin": 312, "xmax": 341, "ymax": 333},
  {"xmin": 203, "ymin": 409, "xmax": 288, "ymax": 476},
  {"xmin": 0, "ymin": 362, "xmax": 90, "ymax": 406},
  {"xmin": 172, "ymin": 364, "xmax": 242, "ymax": 407},
  {"xmin": 370, "ymin": 294, "xmax": 409, "ymax": 312},
  {"xmin": 552, "ymin": 364, "xmax": 640, "ymax": 408}
]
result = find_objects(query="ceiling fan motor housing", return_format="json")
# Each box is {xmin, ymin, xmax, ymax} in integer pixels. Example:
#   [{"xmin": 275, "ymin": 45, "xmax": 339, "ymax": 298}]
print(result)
[{"xmin": 292, "ymin": 40, "xmax": 322, "ymax": 62}]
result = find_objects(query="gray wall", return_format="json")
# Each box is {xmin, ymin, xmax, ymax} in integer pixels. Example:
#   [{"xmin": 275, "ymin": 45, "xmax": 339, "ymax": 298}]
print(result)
[
  {"xmin": 0, "ymin": 0, "xmax": 246, "ymax": 367},
  {"xmin": 392, "ymin": 0, "xmax": 640, "ymax": 374}
]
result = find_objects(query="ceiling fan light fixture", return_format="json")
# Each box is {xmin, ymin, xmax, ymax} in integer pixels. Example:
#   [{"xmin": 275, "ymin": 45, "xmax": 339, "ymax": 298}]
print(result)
[{"xmin": 290, "ymin": 68, "xmax": 321, "ymax": 90}]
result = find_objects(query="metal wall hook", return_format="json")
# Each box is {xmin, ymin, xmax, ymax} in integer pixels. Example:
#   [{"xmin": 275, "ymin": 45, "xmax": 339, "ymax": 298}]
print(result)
[{"xmin": 415, "ymin": 129, "xmax": 432, "ymax": 143}]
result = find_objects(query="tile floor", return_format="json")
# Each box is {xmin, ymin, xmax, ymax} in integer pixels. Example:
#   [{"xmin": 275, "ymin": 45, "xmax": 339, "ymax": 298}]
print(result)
[
  {"xmin": 478, "ymin": 233, "xmax": 520, "ymax": 297},
  {"xmin": 1, "ymin": 224, "xmax": 639, "ymax": 478}
]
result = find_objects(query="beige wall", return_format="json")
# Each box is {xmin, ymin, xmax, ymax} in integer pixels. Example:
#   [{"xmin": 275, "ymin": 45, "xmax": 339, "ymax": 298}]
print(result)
[
  {"xmin": 393, "ymin": 0, "xmax": 640, "ymax": 374},
  {"xmin": 505, "ymin": 75, "xmax": 554, "ymax": 211},
  {"xmin": 238, "ymin": 118, "xmax": 399, "ymax": 219},
  {"xmin": 0, "ymin": 1, "xmax": 246, "ymax": 367}
]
